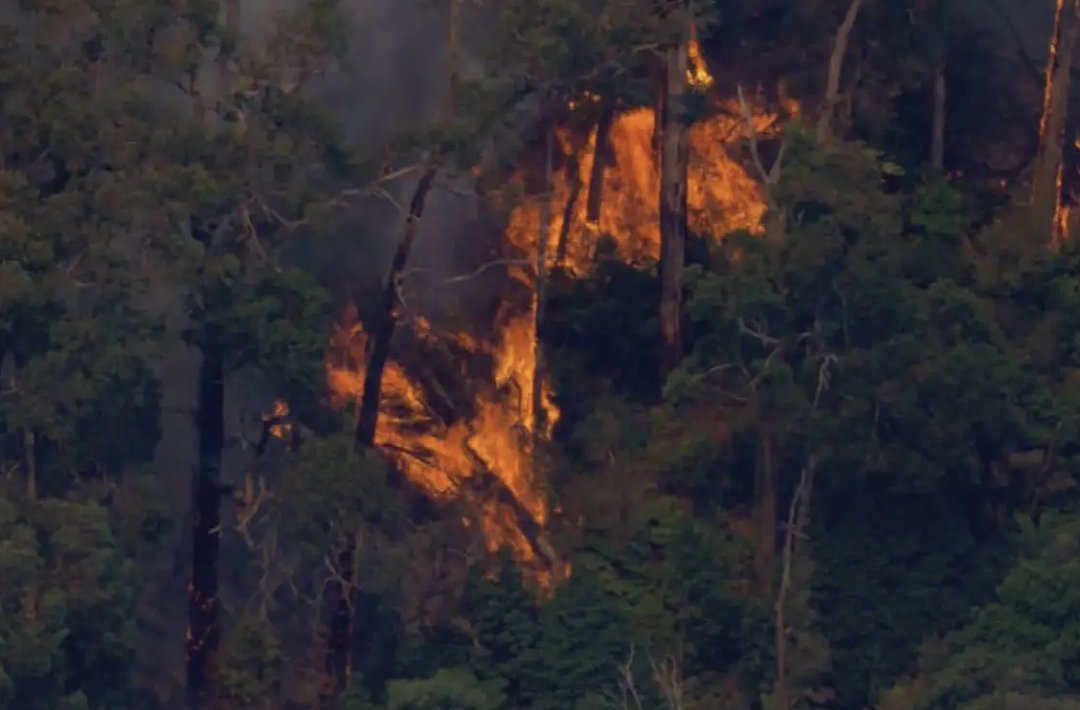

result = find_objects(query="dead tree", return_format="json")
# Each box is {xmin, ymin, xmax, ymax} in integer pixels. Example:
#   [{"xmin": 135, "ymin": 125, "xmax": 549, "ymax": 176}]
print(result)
[{"xmin": 331, "ymin": 0, "xmax": 461, "ymax": 693}]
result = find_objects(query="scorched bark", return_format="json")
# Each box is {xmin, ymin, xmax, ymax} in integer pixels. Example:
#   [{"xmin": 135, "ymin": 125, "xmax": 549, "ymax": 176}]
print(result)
[{"xmin": 659, "ymin": 29, "xmax": 689, "ymax": 375}]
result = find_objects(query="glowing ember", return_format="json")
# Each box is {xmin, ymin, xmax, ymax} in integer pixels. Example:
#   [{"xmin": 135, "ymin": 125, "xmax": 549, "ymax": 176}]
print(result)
[{"xmin": 264, "ymin": 400, "xmax": 293, "ymax": 441}]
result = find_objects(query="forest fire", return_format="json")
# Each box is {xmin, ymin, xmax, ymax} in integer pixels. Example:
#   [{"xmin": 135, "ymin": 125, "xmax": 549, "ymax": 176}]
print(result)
[
  {"xmin": 507, "ymin": 45, "xmax": 795, "ymax": 274},
  {"xmin": 324, "ymin": 305, "xmax": 563, "ymax": 586},
  {"xmin": 321, "ymin": 41, "xmax": 792, "ymax": 587},
  {"xmin": 505, "ymin": 99, "xmax": 791, "ymax": 275}
]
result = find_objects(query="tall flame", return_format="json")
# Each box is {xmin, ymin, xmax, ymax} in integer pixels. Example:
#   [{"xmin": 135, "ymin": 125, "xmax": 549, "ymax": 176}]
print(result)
[
  {"xmin": 324, "ymin": 307, "xmax": 563, "ymax": 586},
  {"xmin": 323, "ymin": 41, "xmax": 792, "ymax": 586}
]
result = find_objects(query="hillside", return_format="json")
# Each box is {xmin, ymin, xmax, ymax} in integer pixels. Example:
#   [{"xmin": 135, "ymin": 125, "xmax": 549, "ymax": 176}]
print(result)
[{"xmin": 1, "ymin": 2, "xmax": 1080, "ymax": 710}]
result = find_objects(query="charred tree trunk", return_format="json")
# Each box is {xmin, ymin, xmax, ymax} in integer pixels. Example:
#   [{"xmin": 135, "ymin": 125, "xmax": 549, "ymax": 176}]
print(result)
[
  {"xmin": 931, "ymin": 60, "xmax": 946, "ymax": 171},
  {"xmin": 354, "ymin": 168, "xmax": 438, "ymax": 450},
  {"xmin": 585, "ymin": 100, "xmax": 616, "ymax": 228},
  {"xmin": 186, "ymin": 2, "xmax": 238, "ymax": 700},
  {"xmin": 186, "ymin": 327, "xmax": 225, "ymax": 710},
  {"xmin": 329, "ymin": 0, "xmax": 462, "ymax": 691},
  {"xmin": 532, "ymin": 123, "xmax": 554, "ymax": 435},
  {"xmin": 325, "ymin": 165, "xmax": 439, "ymax": 697},
  {"xmin": 816, "ymin": 0, "xmax": 867, "ymax": 142},
  {"xmin": 555, "ymin": 139, "xmax": 582, "ymax": 265},
  {"xmin": 1033, "ymin": 0, "xmax": 1080, "ymax": 242},
  {"xmin": 659, "ymin": 28, "xmax": 690, "ymax": 375}
]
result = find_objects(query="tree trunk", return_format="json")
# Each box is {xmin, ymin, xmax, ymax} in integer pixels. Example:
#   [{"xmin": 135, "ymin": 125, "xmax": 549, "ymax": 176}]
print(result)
[
  {"xmin": 1033, "ymin": 0, "xmax": 1080, "ymax": 242},
  {"xmin": 532, "ymin": 123, "xmax": 553, "ymax": 436},
  {"xmin": 816, "ymin": 0, "xmax": 867, "ymax": 142},
  {"xmin": 555, "ymin": 140, "xmax": 582, "ymax": 265},
  {"xmin": 775, "ymin": 462, "xmax": 813, "ymax": 710},
  {"xmin": 754, "ymin": 427, "xmax": 777, "ymax": 595},
  {"xmin": 331, "ymin": 0, "xmax": 462, "ymax": 691},
  {"xmin": 931, "ymin": 60, "xmax": 946, "ymax": 171},
  {"xmin": 185, "ymin": 3, "xmax": 238, "ymax": 703},
  {"xmin": 186, "ymin": 328, "xmax": 225, "ymax": 710},
  {"xmin": 324, "ymin": 163, "xmax": 439, "ymax": 698},
  {"xmin": 354, "ymin": 168, "xmax": 439, "ymax": 450},
  {"xmin": 585, "ymin": 100, "xmax": 615, "ymax": 228},
  {"xmin": 659, "ymin": 29, "xmax": 690, "ymax": 375}
]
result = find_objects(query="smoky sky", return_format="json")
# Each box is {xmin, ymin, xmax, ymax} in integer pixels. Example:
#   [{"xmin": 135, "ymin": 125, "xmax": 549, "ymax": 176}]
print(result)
[{"xmin": 967, "ymin": 0, "xmax": 1056, "ymax": 60}]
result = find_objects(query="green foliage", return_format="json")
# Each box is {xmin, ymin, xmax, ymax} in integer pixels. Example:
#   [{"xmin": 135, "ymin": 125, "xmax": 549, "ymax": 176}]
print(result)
[
  {"xmin": 0, "ymin": 4, "xmax": 164, "ymax": 492},
  {"xmin": 210, "ymin": 614, "xmax": 285, "ymax": 710},
  {"xmin": 386, "ymin": 668, "xmax": 505, "ymax": 710},
  {"xmin": 573, "ymin": 495, "xmax": 744, "ymax": 669},
  {"xmin": 879, "ymin": 510, "xmax": 1080, "ymax": 710},
  {"xmin": 814, "ymin": 486, "xmax": 999, "ymax": 707},
  {"xmin": 487, "ymin": 0, "xmax": 712, "ymax": 98},
  {"xmin": 0, "ymin": 494, "xmax": 139, "ymax": 710},
  {"xmin": 199, "ymin": 264, "xmax": 332, "ymax": 396},
  {"xmin": 456, "ymin": 561, "xmax": 632, "ymax": 710},
  {"xmin": 0, "ymin": 2, "xmax": 1071, "ymax": 710},
  {"xmin": 674, "ymin": 126, "xmax": 1080, "ymax": 494}
]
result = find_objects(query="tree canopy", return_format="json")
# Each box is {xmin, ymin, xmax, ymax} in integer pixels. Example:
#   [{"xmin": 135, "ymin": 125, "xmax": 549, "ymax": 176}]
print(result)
[{"xmin": 1, "ymin": 1, "xmax": 1079, "ymax": 710}]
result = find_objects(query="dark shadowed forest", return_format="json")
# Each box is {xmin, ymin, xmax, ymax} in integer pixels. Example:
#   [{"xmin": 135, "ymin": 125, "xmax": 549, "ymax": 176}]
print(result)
[{"xmin": 3, "ymin": 0, "xmax": 1080, "ymax": 710}]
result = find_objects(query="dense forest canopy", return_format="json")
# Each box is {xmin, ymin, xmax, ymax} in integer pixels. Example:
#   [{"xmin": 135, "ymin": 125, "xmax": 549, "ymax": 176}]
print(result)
[{"xmin": 1, "ymin": 1, "xmax": 1080, "ymax": 710}]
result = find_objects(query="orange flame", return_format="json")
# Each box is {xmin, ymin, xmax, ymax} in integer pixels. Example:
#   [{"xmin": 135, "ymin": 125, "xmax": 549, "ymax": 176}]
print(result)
[
  {"xmin": 688, "ymin": 28, "xmax": 713, "ymax": 89},
  {"xmin": 509, "ymin": 101, "xmax": 794, "ymax": 274},
  {"xmin": 264, "ymin": 399, "xmax": 293, "ymax": 441},
  {"xmin": 323, "ymin": 40, "xmax": 790, "ymax": 588},
  {"xmin": 324, "ymin": 307, "xmax": 563, "ymax": 587}
]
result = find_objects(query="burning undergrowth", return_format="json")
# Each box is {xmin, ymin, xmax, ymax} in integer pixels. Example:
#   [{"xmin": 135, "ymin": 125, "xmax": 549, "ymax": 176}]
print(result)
[
  {"xmin": 324, "ymin": 303, "xmax": 564, "ymax": 587},
  {"xmin": 314, "ymin": 40, "xmax": 794, "ymax": 590}
]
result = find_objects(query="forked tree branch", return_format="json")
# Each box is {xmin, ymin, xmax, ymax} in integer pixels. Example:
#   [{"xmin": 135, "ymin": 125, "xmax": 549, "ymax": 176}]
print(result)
[{"xmin": 816, "ymin": 0, "xmax": 867, "ymax": 142}]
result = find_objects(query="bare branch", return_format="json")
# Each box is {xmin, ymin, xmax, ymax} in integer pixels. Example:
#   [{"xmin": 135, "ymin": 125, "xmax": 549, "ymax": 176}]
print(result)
[
  {"xmin": 603, "ymin": 644, "xmax": 646, "ymax": 710},
  {"xmin": 231, "ymin": 472, "xmax": 274, "ymax": 549},
  {"xmin": 604, "ymin": 645, "xmax": 685, "ymax": 710},
  {"xmin": 736, "ymin": 85, "xmax": 784, "ymax": 200},
  {"xmin": 813, "ymin": 354, "xmax": 839, "ymax": 408},
  {"xmin": 817, "ymin": 0, "xmax": 867, "ymax": 142},
  {"xmin": 649, "ymin": 653, "xmax": 685, "ymax": 710},
  {"xmin": 738, "ymin": 317, "xmax": 780, "ymax": 346},
  {"xmin": 315, "ymin": 163, "xmax": 425, "ymax": 215},
  {"xmin": 400, "ymin": 258, "xmax": 535, "ymax": 289}
]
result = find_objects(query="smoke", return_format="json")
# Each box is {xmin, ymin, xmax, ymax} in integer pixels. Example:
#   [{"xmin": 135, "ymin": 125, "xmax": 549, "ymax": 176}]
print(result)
[
  {"xmin": 964, "ymin": 0, "xmax": 1055, "ymax": 60},
  {"xmin": 245, "ymin": 0, "xmax": 504, "ymax": 324}
]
